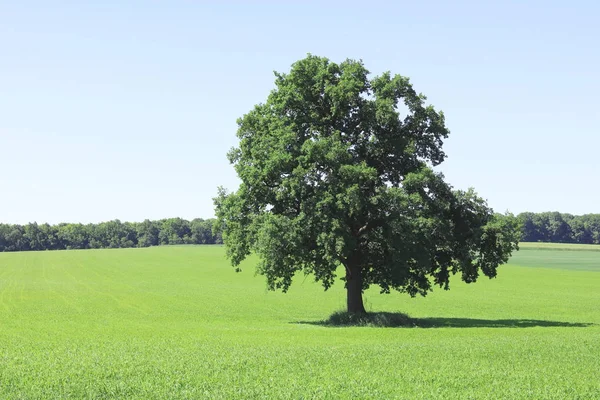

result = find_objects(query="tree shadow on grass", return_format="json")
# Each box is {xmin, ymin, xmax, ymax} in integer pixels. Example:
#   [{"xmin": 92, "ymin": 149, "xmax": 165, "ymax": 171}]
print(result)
[
  {"xmin": 293, "ymin": 311, "xmax": 594, "ymax": 328},
  {"xmin": 415, "ymin": 317, "xmax": 593, "ymax": 328}
]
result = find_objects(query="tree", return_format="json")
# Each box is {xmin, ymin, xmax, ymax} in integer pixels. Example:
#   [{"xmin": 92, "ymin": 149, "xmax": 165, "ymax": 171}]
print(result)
[
  {"xmin": 38, "ymin": 223, "xmax": 60, "ymax": 250},
  {"xmin": 582, "ymin": 214, "xmax": 600, "ymax": 244},
  {"xmin": 214, "ymin": 55, "xmax": 521, "ymax": 314},
  {"xmin": 57, "ymin": 223, "xmax": 89, "ymax": 250},
  {"xmin": 568, "ymin": 217, "xmax": 592, "ymax": 244},
  {"xmin": 24, "ymin": 222, "xmax": 43, "ymax": 251},
  {"xmin": 159, "ymin": 218, "xmax": 191, "ymax": 245},
  {"xmin": 137, "ymin": 219, "xmax": 160, "ymax": 247},
  {"xmin": 0, "ymin": 224, "xmax": 10, "ymax": 252},
  {"xmin": 546, "ymin": 212, "xmax": 572, "ymax": 243},
  {"xmin": 531, "ymin": 213, "xmax": 551, "ymax": 242},
  {"xmin": 519, "ymin": 212, "xmax": 541, "ymax": 242},
  {"xmin": 190, "ymin": 218, "xmax": 215, "ymax": 244},
  {"xmin": 5, "ymin": 225, "xmax": 28, "ymax": 252}
]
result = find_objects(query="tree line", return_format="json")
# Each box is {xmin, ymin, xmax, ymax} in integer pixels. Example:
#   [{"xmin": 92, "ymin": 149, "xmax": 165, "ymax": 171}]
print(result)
[
  {"xmin": 0, "ymin": 218, "xmax": 222, "ymax": 252},
  {"xmin": 519, "ymin": 212, "xmax": 600, "ymax": 244},
  {"xmin": 2, "ymin": 211, "xmax": 599, "ymax": 253}
]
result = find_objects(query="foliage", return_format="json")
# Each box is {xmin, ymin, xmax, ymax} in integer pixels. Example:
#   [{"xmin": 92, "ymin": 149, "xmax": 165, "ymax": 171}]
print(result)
[
  {"xmin": 215, "ymin": 55, "xmax": 521, "ymax": 312},
  {"xmin": 0, "ymin": 218, "xmax": 222, "ymax": 252},
  {"xmin": 519, "ymin": 212, "xmax": 600, "ymax": 244}
]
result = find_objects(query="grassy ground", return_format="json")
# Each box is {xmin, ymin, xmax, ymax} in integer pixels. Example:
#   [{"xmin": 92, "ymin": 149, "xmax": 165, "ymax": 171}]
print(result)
[
  {"xmin": 519, "ymin": 241, "xmax": 600, "ymax": 251},
  {"xmin": 513, "ymin": 242, "xmax": 600, "ymax": 271},
  {"xmin": 0, "ymin": 245, "xmax": 599, "ymax": 399}
]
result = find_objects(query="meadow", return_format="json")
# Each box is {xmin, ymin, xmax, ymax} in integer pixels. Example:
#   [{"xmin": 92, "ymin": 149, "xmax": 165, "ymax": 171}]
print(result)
[{"xmin": 0, "ymin": 243, "xmax": 599, "ymax": 399}]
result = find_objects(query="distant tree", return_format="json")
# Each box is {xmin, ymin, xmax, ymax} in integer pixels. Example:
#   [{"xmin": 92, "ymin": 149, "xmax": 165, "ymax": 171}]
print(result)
[
  {"xmin": 90, "ymin": 220, "xmax": 136, "ymax": 248},
  {"xmin": 215, "ymin": 55, "xmax": 521, "ymax": 314},
  {"xmin": 568, "ymin": 217, "xmax": 592, "ymax": 244},
  {"xmin": 121, "ymin": 222, "xmax": 138, "ymax": 248},
  {"xmin": 583, "ymin": 215, "xmax": 600, "ymax": 244},
  {"xmin": 5, "ymin": 225, "xmax": 28, "ymax": 252},
  {"xmin": 24, "ymin": 223, "xmax": 43, "ymax": 251},
  {"xmin": 159, "ymin": 218, "xmax": 191, "ymax": 245},
  {"xmin": 57, "ymin": 223, "xmax": 89, "ymax": 250},
  {"xmin": 519, "ymin": 212, "xmax": 540, "ymax": 241},
  {"xmin": 39, "ymin": 223, "xmax": 60, "ymax": 250},
  {"xmin": 190, "ymin": 218, "xmax": 215, "ymax": 244},
  {"xmin": 137, "ymin": 219, "xmax": 160, "ymax": 247},
  {"xmin": 0, "ymin": 224, "xmax": 9, "ymax": 251},
  {"xmin": 531, "ymin": 213, "xmax": 551, "ymax": 242},
  {"xmin": 546, "ymin": 212, "xmax": 572, "ymax": 243}
]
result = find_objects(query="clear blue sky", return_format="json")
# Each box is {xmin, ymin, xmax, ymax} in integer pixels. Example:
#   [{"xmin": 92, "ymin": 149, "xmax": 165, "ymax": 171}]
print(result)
[{"xmin": 1, "ymin": 1, "xmax": 598, "ymax": 224}]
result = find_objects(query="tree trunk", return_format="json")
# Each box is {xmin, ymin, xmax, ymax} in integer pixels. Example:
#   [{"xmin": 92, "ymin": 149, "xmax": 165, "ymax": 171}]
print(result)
[{"xmin": 346, "ymin": 265, "xmax": 366, "ymax": 314}]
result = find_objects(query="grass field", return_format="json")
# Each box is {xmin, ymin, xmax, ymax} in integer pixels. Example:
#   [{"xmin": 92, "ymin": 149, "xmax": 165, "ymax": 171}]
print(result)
[{"xmin": 0, "ymin": 244, "xmax": 599, "ymax": 399}]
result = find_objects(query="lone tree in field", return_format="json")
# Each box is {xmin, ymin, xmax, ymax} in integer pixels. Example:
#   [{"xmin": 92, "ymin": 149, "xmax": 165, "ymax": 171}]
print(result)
[{"xmin": 214, "ymin": 55, "xmax": 520, "ymax": 314}]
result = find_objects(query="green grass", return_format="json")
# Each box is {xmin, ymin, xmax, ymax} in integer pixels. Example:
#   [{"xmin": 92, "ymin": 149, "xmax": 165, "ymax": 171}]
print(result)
[
  {"xmin": 1, "ymin": 245, "xmax": 599, "ymax": 399},
  {"xmin": 513, "ymin": 242, "xmax": 600, "ymax": 271},
  {"xmin": 519, "ymin": 241, "xmax": 600, "ymax": 251}
]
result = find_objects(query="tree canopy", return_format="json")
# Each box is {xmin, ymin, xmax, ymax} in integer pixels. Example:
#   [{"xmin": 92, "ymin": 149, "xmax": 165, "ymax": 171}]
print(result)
[
  {"xmin": 518, "ymin": 212, "xmax": 600, "ymax": 244},
  {"xmin": 0, "ymin": 218, "xmax": 222, "ymax": 252},
  {"xmin": 214, "ymin": 55, "xmax": 521, "ymax": 314}
]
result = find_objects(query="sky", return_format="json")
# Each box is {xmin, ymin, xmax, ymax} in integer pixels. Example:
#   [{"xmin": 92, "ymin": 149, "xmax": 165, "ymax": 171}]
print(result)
[{"xmin": 1, "ymin": 0, "xmax": 599, "ymax": 224}]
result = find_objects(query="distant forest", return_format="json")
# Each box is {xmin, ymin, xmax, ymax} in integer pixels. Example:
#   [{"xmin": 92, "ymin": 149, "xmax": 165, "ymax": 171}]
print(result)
[
  {"xmin": 0, "ymin": 218, "xmax": 221, "ymax": 252},
  {"xmin": 519, "ymin": 212, "xmax": 600, "ymax": 244},
  {"xmin": 1, "ymin": 212, "xmax": 600, "ymax": 253}
]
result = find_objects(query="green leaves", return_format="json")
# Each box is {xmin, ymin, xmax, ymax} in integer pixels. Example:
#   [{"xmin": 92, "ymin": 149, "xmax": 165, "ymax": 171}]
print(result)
[{"xmin": 214, "ymin": 55, "xmax": 520, "ymax": 306}]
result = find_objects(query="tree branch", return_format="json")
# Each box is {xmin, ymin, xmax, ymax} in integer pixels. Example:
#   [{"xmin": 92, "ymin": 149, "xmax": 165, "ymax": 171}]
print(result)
[{"xmin": 357, "ymin": 218, "xmax": 384, "ymax": 237}]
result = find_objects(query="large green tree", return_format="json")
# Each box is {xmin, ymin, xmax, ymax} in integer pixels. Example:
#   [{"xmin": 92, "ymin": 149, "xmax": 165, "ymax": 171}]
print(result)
[{"xmin": 214, "ymin": 55, "xmax": 521, "ymax": 314}]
